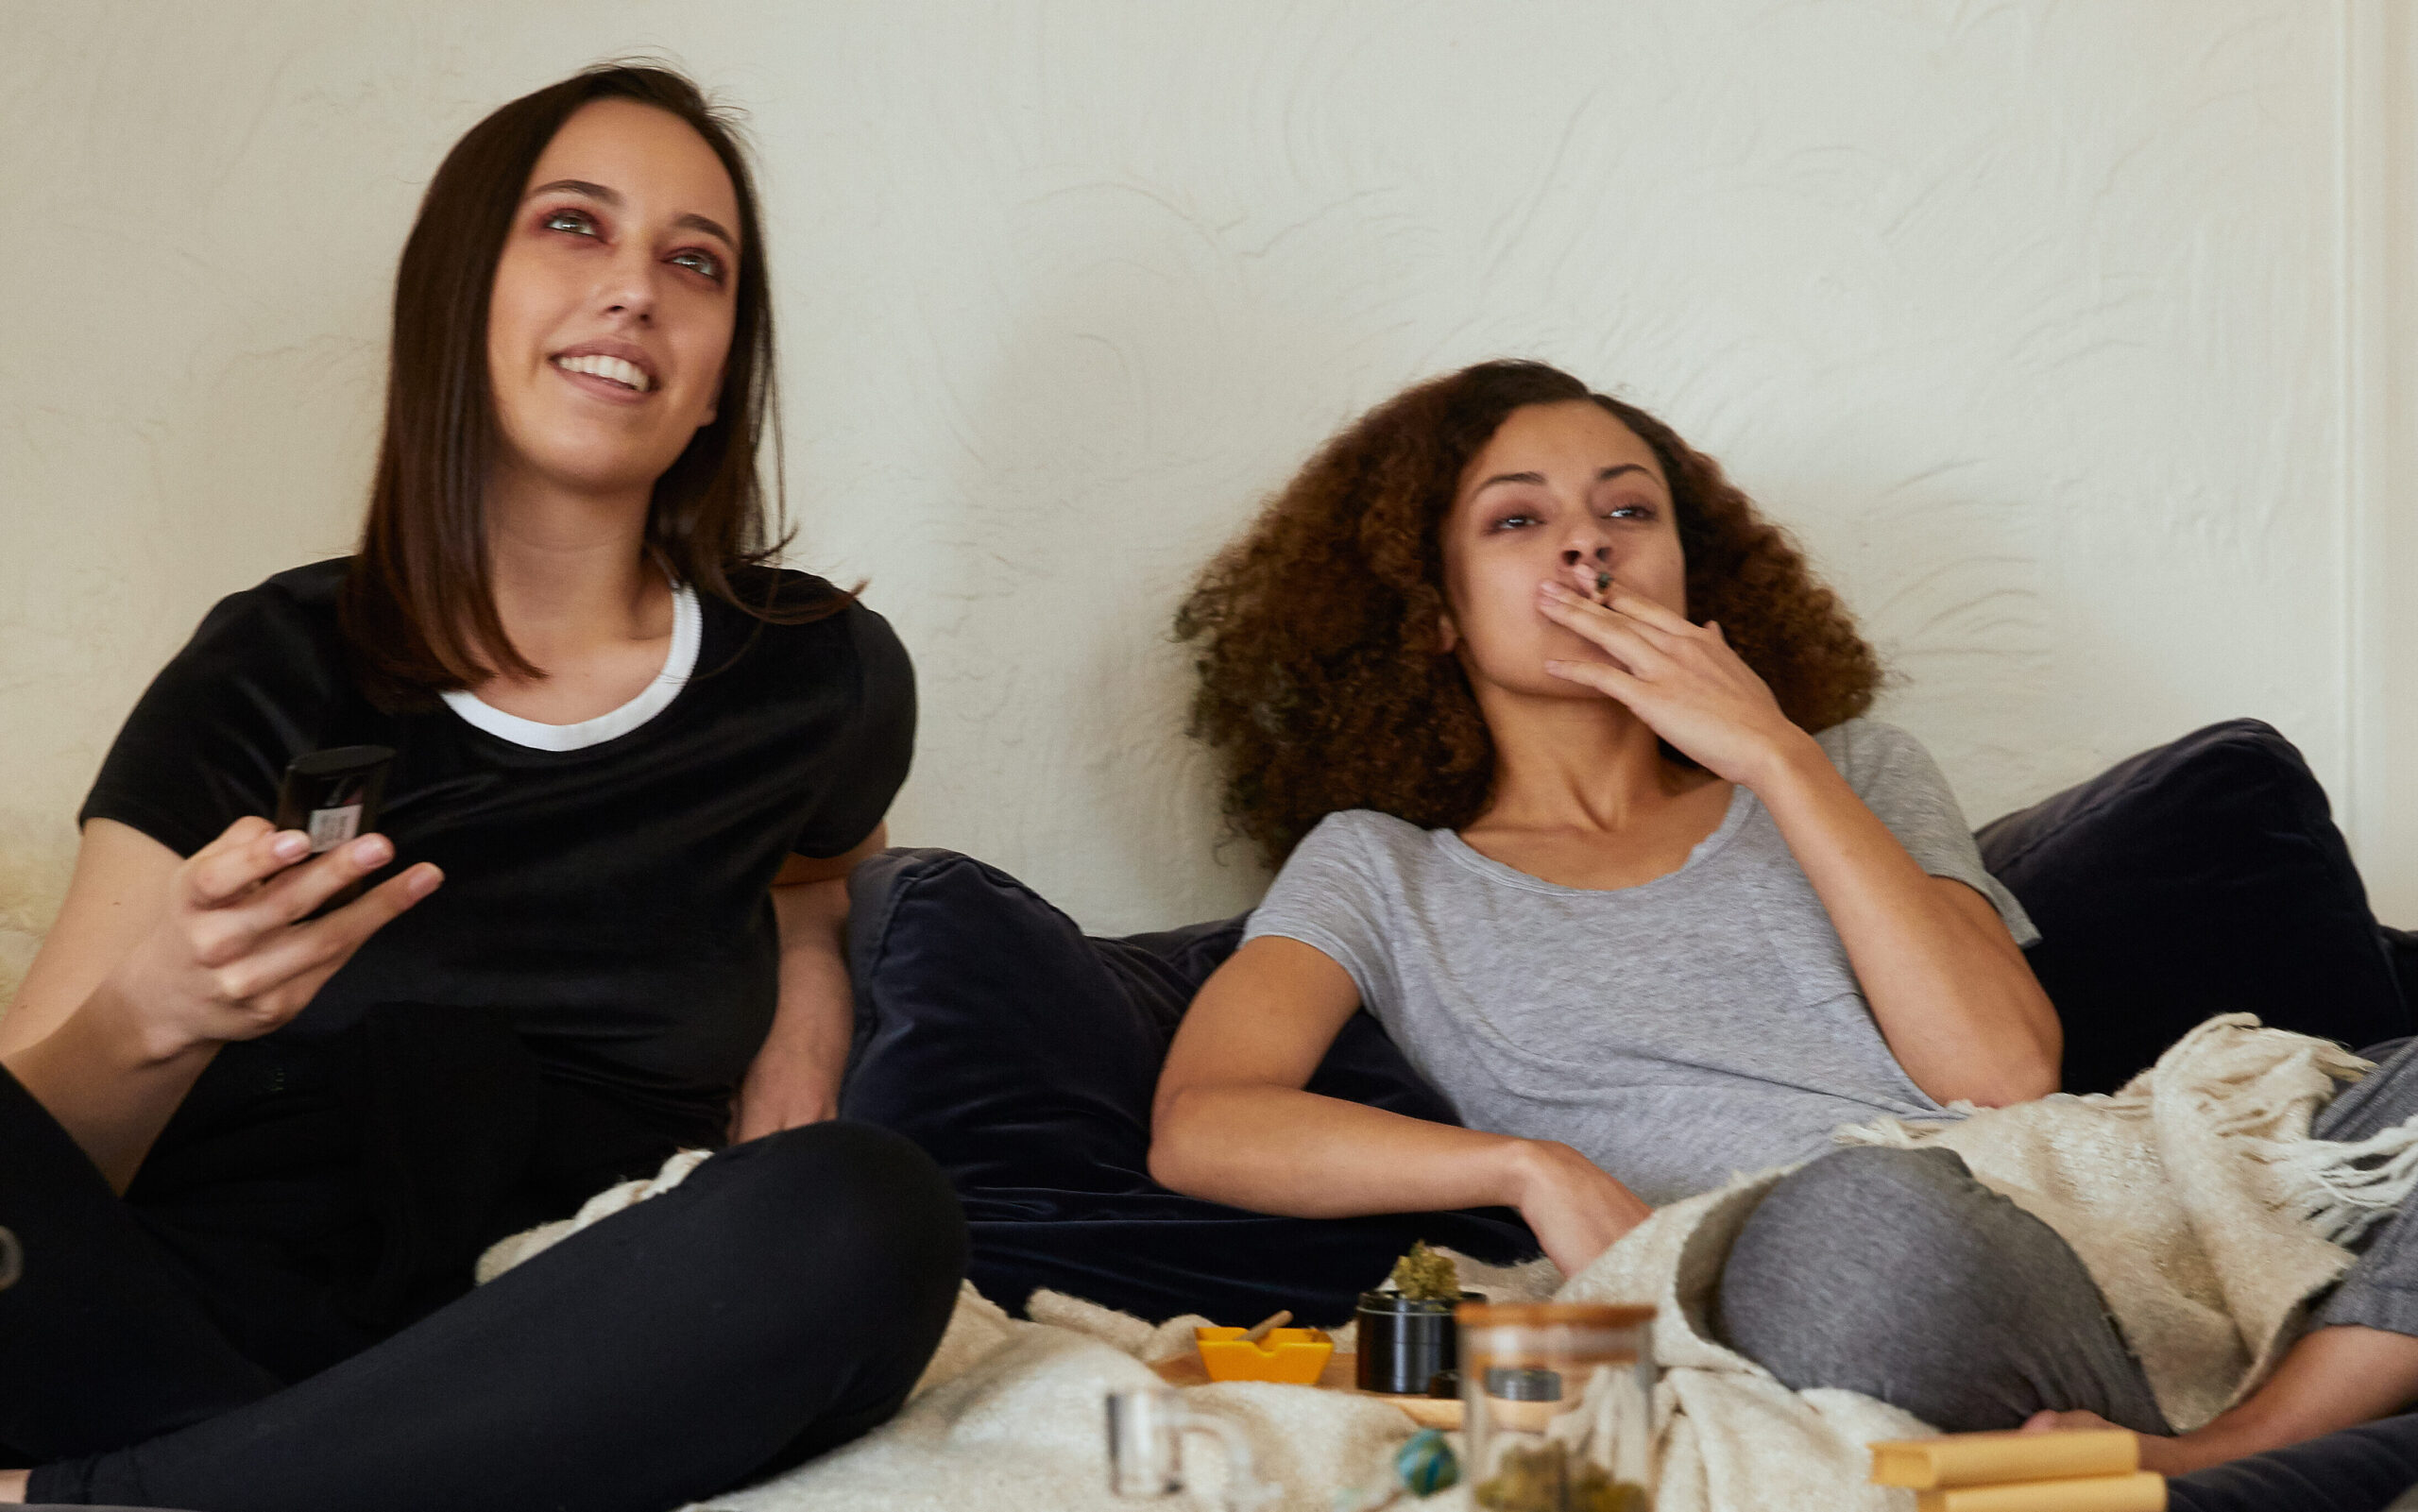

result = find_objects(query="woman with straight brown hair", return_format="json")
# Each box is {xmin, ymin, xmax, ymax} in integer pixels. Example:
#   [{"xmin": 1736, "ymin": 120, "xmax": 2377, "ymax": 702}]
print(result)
[{"xmin": 0, "ymin": 65, "xmax": 963, "ymax": 1510}]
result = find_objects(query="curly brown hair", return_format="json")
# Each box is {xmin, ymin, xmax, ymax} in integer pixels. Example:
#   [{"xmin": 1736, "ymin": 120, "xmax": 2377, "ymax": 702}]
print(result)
[{"xmin": 1176, "ymin": 359, "xmax": 1882, "ymax": 866}]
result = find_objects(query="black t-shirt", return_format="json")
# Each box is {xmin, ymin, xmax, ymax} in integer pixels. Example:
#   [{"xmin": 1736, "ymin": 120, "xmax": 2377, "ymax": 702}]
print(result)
[{"xmin": 82, "ymin": 557, "xmax": 915, "ymax": 1145}]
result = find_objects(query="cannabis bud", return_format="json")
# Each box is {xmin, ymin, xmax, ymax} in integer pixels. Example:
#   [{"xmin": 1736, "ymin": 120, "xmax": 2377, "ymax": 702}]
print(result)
[{"xmin": 1388, "ymin": 1239, "xmax": 1460, "ymax": 1301}]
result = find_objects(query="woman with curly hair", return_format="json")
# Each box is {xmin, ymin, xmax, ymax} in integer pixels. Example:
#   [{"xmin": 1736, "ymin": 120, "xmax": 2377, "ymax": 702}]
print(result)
[
  {"xmin": 1153, "ymin": 355, "xmax": 2058, "ymax": 1270},
  {"xmin": 1150, "ymin": 360, "xmax": 2418, "ymax": 1477}
]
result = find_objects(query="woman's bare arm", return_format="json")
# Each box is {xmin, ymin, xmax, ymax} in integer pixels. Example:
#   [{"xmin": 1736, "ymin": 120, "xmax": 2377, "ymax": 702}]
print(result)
[
  {"xmin": 1541, "ymin": 578, "xmax": 2059, "ymax": 1106},
  {"xmin": 2, "ymin": 817, "xmax": 439, "ymax": 1190},
  {"xmin": 1149, "ymin": 935, "xmax": 1650, "ymax": 1276},
  {"xmin": 728, "ymin": 824, "xmax": 890, "ymax": 1142},
  {"xmin": 1751, "ymin": 754, "xmax": 2059, "ymax": 1105},
  {"xmin": 3, "ymin": 819, "xmax": 184, "ymax": 1057}
]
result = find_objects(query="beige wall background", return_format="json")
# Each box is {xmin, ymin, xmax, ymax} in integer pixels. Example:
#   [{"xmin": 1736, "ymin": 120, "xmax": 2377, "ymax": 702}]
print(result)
[{"xmin": 3, "ymin": 0, "xmax": 2413, "ymax": 933}]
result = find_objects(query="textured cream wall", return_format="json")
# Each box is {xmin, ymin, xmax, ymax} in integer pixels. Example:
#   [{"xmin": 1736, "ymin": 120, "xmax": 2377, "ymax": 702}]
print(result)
[{"xmin": 3, "ymin": 1, "xmax": 2411, "ymax": 932}]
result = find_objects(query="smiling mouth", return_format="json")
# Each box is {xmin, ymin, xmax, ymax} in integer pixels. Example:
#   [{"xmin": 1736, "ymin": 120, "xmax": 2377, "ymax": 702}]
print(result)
[{"xmin": 552, "ymin": 353, "xmax": 655, "ymax": 393}]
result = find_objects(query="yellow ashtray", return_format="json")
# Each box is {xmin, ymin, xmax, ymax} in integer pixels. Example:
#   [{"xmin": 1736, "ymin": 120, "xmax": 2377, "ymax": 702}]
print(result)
[{"xmin": 1193, "ymin": 1326, "xmax": 1336, "ymax": 1385}]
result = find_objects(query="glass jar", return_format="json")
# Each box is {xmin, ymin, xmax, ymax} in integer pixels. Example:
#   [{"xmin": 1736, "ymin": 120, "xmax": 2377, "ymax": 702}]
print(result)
[{"xmin": 1458, "ymin": 1302, "xmax": 1656, "ymax": 1511}]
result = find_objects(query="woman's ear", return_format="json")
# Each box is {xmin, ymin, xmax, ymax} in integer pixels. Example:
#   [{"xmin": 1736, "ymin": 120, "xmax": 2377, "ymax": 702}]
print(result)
[{"xmin": 1437, "ymin": 611, "xmax": 1459, "ymax": 654}]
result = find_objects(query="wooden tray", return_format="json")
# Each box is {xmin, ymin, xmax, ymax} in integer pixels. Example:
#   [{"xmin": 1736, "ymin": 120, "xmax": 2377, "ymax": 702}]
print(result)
[{"xmin": 1151, "ymin": 1349, "xmax": 1464, "ymax": 1428}]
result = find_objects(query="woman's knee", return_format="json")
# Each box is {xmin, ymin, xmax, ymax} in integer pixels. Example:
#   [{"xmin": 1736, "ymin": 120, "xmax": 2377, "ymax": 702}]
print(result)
[
  {"xmin": 1717, "ymin": 1147, "xmax": 2054, "ymax": 1399},
  {"xmin": 653, "ymin": 1122, "xmax": 967, "ymax": 1343},
  {"xmin": 1720, "ymin": 1149, "xmax": 1986, "ymax": 1325},
  {"xmin": 1713, "ymin": 1145, "xmax": 2165, "ymax": 1432}
]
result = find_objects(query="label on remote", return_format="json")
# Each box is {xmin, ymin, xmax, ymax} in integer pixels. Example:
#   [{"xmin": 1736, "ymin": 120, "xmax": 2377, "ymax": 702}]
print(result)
[{"xmin": 307, "ymin": 805, "xmax": 362, "ymax": 853}]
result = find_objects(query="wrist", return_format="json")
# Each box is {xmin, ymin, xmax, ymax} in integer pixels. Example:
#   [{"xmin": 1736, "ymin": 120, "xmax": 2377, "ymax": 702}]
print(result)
[
  {"xmin": 1737, "ymin": 724, "xmax": 1831, "ymax": 800},
  {"xmin": 77, "ymin": 977, "xmax": 215, "ymax": 1069},
  {"xmin": 1497, "ymin": 1136, "xmax": 1570, "ymax": 1212}
]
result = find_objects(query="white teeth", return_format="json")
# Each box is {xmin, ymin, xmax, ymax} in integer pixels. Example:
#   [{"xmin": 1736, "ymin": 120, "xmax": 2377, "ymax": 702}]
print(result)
[{"xmin": 552, "ymin": 353, "xmax": 654, "ymax": 392}]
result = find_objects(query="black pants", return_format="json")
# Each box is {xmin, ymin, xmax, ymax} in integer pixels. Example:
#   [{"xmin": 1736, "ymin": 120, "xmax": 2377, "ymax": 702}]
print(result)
[{"xmin": 0, "ymin": 1067, "xmax": 968, "ymax": 1512}]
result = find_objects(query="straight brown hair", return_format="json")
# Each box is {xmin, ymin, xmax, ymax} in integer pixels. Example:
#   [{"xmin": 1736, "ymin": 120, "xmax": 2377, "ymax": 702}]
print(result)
[{"xmin": 341, "ymin": 63, "xmax": 839, "ymax": 705}]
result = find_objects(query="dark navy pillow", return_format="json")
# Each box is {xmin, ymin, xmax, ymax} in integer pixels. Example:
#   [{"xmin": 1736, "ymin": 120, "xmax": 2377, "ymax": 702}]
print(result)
[
  {"xmin": 840, "ymin": 848, "xmax": 1534, "ymax": 1322},
  {"xmin": 1977, "ymin": 719, "xmax": 2411, "ymax": 1095},
  {"xmin": 840, "ymin": 848, "xmax": 1459, "ymax": 1194}
]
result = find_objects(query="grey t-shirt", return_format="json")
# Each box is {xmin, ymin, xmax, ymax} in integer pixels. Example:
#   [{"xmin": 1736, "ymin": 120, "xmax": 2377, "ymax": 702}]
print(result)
[{"xmin": 1243, "ymin": 719, "xmax": 2038, "ymax": 1207}]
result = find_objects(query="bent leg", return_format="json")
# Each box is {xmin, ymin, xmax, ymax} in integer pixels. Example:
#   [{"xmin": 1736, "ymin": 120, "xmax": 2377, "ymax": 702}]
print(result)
[
  {"xmin": 2321, "ymin": 1204, "xmax": 2418, "ymax": 1339},
  {"xmin": 0, "ymin": 1065, "xmax": 279, "ymax": 1462},
  {"xmin": 35, "ymin": 1120, "xmax": 969, "ymax": 1512},
  {"xmin": 2017, "ymin": 1044, "xmax": 2418, "ymax": 1475},
  {"xmin": 1715, "ymin": 1146, "xmax": 2168, "ymax": 1433},
  {"xmin": 2308, "ymin": 1036, "xmax": 2418, "ymax": 1330},
  {"xmin": 2120, "ymin": 1043, "xmax": 2418, "ymax": 1474}
]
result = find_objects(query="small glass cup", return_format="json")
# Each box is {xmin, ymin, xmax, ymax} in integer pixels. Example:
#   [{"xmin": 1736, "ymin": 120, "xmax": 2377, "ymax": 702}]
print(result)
[
  {"xmin": 1458, "ymin": 1302, "xmax": 1656, "ymax": 1511},
  {"xmin": 1104, "ymin": 1385, "xmax": 1276, "ymax": 1511}
]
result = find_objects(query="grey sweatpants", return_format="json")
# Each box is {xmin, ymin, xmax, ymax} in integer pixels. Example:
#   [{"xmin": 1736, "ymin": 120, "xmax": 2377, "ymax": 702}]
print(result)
[{"xmin": 1715, "ymin": 1037, "xmax": 2418, "ymax": 1435}]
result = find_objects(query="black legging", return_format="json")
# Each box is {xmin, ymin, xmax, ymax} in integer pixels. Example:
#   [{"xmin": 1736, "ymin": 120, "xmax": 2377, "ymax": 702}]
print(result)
[{"xmin": 0, "ymin": 1067, "xmax": 967, "ymax": 1512}]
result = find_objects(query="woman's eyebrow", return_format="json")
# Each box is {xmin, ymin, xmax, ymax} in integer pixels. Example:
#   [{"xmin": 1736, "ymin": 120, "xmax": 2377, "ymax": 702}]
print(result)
[
  {"xmin": 524, "ymin": 178, "xmax": 739, "ymax": 251},
  {"xmin": 1473, "ymin": 469, "xmax": 1547, "ymax": 493},
  {"xmin": 1472, "ymin": 463, "xmax": 1651, "ymax": 494},
  {"xmin": 527, "ymin": 177, "xmax": 618, "ymax": 206}
]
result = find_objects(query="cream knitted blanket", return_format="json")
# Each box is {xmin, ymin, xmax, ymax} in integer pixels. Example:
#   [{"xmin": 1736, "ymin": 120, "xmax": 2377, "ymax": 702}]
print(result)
[{"xmin": 485, "ymin": 1017, "xmax": 2395, "ymax": 1512}]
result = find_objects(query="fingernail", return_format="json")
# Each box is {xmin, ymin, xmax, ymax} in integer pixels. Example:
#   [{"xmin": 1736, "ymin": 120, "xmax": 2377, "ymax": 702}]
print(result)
[
  {"xmin": 272, "ymin": 832, "xmax": 311, "ymax": 860},
  {"xmin": 351, "ymin": 835, "xmax": 394, "ymax": 867},
  {"xmin": 407, "ymin": 864, "xmax": 443, "ymax": 899}
]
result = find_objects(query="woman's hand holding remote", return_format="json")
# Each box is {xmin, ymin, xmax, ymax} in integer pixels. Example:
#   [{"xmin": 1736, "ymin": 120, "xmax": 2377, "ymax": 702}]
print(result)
[
  {"xmin": 3, "ymin": 815, "xmax": 439, "ymax": 1190},
  {"xmin": 94, "ymin": 815, "xmax": 442, "ymax": 1059}
]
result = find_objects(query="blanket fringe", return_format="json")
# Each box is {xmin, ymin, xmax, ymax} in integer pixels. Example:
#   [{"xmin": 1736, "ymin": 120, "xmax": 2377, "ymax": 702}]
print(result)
[
  {"xmin": 2261, "ymin": 1120, "xmax": 2418, "ymax": 1247},
  {"xmin": 1832, "ymin": 1021, "xmax": 2405, "ymax": 1249}
]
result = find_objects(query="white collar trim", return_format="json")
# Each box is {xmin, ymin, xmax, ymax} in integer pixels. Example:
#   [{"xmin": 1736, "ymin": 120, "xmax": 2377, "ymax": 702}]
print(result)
[{"xmin": 439, "ymin": 581, "xmax": 702, "ymax": 752}]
